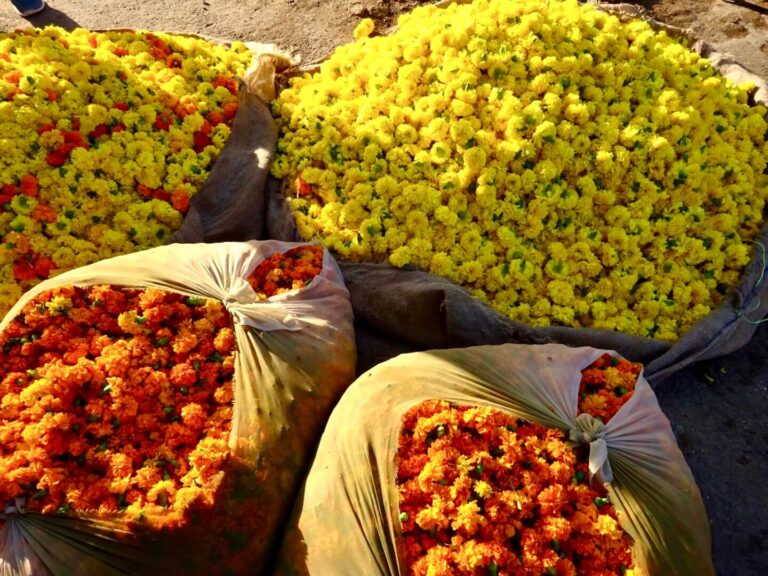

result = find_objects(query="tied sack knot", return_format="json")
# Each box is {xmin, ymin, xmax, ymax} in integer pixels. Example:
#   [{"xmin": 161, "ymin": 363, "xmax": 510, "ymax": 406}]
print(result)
[
  {"xmin": 569, "ymin": 413, "xmax": 614, "ymax": 484},
  {"xmin": 569, "ymin": 412, "xmax": 605, "ymax": 445},
  {"xmin": 223, "ymin": 277, "xmax": 255, "ymax": 318},
  {"xmin": 0, "ymin": 497, "xmax": 27, "ymax": 519},
  {"xmin": 223, "ymin": 277, "xmax": 303, "ymax": 331}
]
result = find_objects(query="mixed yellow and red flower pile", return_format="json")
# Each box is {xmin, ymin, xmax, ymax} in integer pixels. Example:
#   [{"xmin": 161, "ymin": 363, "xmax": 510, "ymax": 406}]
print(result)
[
  {"xmin": 396, "ymin": 355, "xmax": 642, "ymax": 575},
  {"xmin": 272, "ymin": 0, "xmax": 768, "ymax": 340},
  {"xmin": 0, "ymin": 26, "xmax": 252, "ymax": 314},
  {"xmin": 247, "ymin": 245, "xmax": 324, "ymax": 299},
  {"xmin": 0, "ymin": 285, "xmax": 236, "ymax": 528}
]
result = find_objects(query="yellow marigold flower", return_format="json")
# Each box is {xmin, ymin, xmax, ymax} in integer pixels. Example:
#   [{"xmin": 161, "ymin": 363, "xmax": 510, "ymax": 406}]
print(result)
[
  {"xmin": 547, "ymin": 280, "xmax": 574, "ymax": 306},
  {"xmin": 451, "ymin": 501, "xmax": 485, "ymax": 536},
  {"xmin": 390, "ymin": 245, "xmax": 412, "ymax": 267},
  {"xmin": 44, "ymin": 295, "xmax": 73, "ymax": 316},
  {"xmin": 473, "ymin": 480, "xmax": 493, "ymax": 499}
]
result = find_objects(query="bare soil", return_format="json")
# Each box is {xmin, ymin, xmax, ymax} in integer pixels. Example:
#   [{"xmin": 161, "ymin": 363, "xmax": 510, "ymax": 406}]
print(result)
[
  {"xmin": 1, "ymin": 1, "xmax": 767, "ymax": 575},
  {"xmin": 627, "ymin": 0, "xmax": 768, "ymax": 78},
  {"xmin": 2, "ymin": 1, "xmax": 766, "ymax": 76}
]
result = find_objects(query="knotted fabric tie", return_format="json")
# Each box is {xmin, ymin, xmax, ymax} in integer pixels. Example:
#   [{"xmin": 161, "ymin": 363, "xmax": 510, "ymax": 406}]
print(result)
[
  {"xmin": 222, "ymin": 277, "xmax": 303, "ymax": 331},
  {"xmin": 569, "ymin": 413, "xmax": 613, "ymax": 484},
  {"xmin": 0, "ymin": 497, "xmax": 26, "ymax": 519}
]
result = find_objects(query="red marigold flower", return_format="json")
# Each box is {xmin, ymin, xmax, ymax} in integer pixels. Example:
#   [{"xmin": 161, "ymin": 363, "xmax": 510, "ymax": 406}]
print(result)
[
  {"xmin": 294, "ymin": 176, "xmax": 312, "ymax": 197},
  {"xmin": 112, "ymin": 102, "xmax": 130, "ymax": 111},
  {"xmin": 3, "ymin": 70, "xmax": 22, "ymax": 85},
  {"xmin": 166, "ymin": 54, "xmax": 183, "ymax": 69},
  {"xmin": 19, "ymin": 175, "xmax": 38, "ymax": 197},
  {"xmin": 152, "ymin": 189, "xmax": 171, "ymax": 202},
  {"xmin": 31, "ymin": 203, "xmax": 58, "ymax": 223},
  {"xmin": 199, "ymin": 120, "xmax": 213, "ymax": 136},
  {"xmin": 146, "ymin": 34, "xmax": 172, "ymax": 60},
  {"xmin": 62, "ymin": 130, "xmax": 86, "ymax": 147},
  {"xmin": 33, "ymin": 256, "xmax": 56, "ymax": 279},
  {"xmin": 149, "ymin": 46, "xmax": 168, "ymax": 60},
  {"xmin": 45, "ymin": 150, "xmax": 68, "ymax": 167},
  {"xmin": 206, "ymin": 111, "xmax": 225, "ymax": 127},
  {"xmin": 37, "ymin": 123, "xmax": 55, "ymax": 135},
  {"xmin": 154, "ymin": 112, "xmax": 172, "ymax": 131},
  {"xmin": 222, "ymin": 101, "xmax": 238, "ymax": 121},
  {"xmin": 193, "ymin": 131, "xmax": 212, "ymax": 153},
  {"xmin": 88, "ymin": 124, "xmax": 110, "ymax": 140},
  {"xmin": 212, "ymin": 76, "xmax": 237, "ymax": 95},
  {"xmin": 12, "ymin": 260, "xmax": 36, "ymax": 282},
  {"xmin": 2, "ymin": 183, "xmax": 19, "ymax": 199},
  {"xmin": 170, "ymin": 190, "xmax": 190, "ymax": 213},
  {"xmin": 136, "ymin": 184, "xmax": 154, "ymax": 198}
]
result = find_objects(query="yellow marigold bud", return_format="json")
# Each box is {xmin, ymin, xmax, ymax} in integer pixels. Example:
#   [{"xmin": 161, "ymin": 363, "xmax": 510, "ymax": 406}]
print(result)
[
  {"xmin": 547, "ymin": 280, "xmax": 574, "ymax": 306},
  {"xmin": 354, "ymin": 18, "xmax": 375, "ymax": 40},
  {"xmin": 389, "ymin": 245, "xmax": 412, "ymax": 267}
]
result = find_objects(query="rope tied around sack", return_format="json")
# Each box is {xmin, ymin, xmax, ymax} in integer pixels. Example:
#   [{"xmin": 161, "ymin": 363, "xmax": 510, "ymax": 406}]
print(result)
[
  {"xmin": 736, "ymin": 240, "xmax": 768, "ymax": 326},
  {"xmin": 569, "ymin": 413, "xmax": 614, "ymax": 484}
]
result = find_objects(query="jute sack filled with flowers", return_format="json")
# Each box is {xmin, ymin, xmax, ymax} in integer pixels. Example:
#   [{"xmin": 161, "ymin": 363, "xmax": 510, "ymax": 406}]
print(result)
[
  {"xmin": 266, "ymin": 0, "xmax": 768, "ymax": 382},
  {"xmin": 276, "ymin": 343, "xmax": 712, "ymax": 576},
  {"xmin": 0, "ymin": 240, "xmax": 356, "ymax": 575}
]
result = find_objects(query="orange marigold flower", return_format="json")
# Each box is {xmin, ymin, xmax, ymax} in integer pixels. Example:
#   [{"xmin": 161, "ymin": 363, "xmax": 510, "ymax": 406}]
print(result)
[
  {"xmin": 170, "ymin": 363, "xmax": 197, "ymax": 388},
  {"xmin": 213, "ymin": 327, "xmax": 235, "ymax": 354},
  {"xmin": 171, "ymin": 189, "xmax": 190, "ymax": 213}
]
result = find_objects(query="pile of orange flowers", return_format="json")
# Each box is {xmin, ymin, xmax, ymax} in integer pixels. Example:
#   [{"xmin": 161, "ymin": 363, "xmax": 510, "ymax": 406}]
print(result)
[
  {"xmin": 578, "ymin": 354, "xmax": 641, "ymax": 425},
  {"xmin": 397, "ymin": 355, "xmax": 642, "ymax": 575},
  {"xmin": 0, "ymin": 284, "xmax": 237, "ymax": 528},
  {"xmin": 247, "ymin": 245, "xmax": 324, "ymax": 299}
]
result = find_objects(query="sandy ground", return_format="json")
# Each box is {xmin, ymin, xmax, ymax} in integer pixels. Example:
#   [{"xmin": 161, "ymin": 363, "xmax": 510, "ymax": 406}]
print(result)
[
  {"xmin": 1, "ymin": 0, "xmax": 766, "ymax": 76},
  {"xmin": 1, "ymin": 0, "xmax": 767, "ymax": 574}
]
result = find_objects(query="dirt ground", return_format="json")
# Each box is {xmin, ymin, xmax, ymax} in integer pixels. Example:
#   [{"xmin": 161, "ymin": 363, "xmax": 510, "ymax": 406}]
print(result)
[
  {"xmin": 1, "ymin": 0, "xmax": 767, "ymax": 76},
  {"xmin": 643, "ymin": 0, "xmax": 768, "ymax": 79},
  {"xmin": 1, "ymin": 0, "xmax": 767, "ymax": 574}
]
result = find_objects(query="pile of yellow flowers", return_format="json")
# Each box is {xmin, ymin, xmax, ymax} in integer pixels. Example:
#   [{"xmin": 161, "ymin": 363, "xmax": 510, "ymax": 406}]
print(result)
[
  {"xmin": 0, "ymin": 26, "xmax": 252, "ymax": 315},
  {"xmin": 271, "ymin": 0, "xmax": 768, "ymax": 340}
]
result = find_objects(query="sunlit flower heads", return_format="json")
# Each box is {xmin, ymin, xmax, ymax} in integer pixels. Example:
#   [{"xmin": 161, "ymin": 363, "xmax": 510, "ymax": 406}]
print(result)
[
  {"xmin": 0, "ymin": 27, "xmax": 252, "ymax": 315},
  {"xmin": 396, "ymin": 354, "xmax": 642, "ymax": 575},
  {"xmin": 272, "ymin": 0, "xmax": 768, "ymax": 340}
]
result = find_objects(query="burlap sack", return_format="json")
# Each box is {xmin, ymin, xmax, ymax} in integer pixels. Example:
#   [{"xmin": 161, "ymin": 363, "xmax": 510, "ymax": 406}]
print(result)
[
  {"xmin": 169, "ymin": 42, "xmax": 295, "ymax": 245},
  {"xmin": 264, "ymin": 1, "xmax": 768, "ymax": 384}
]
